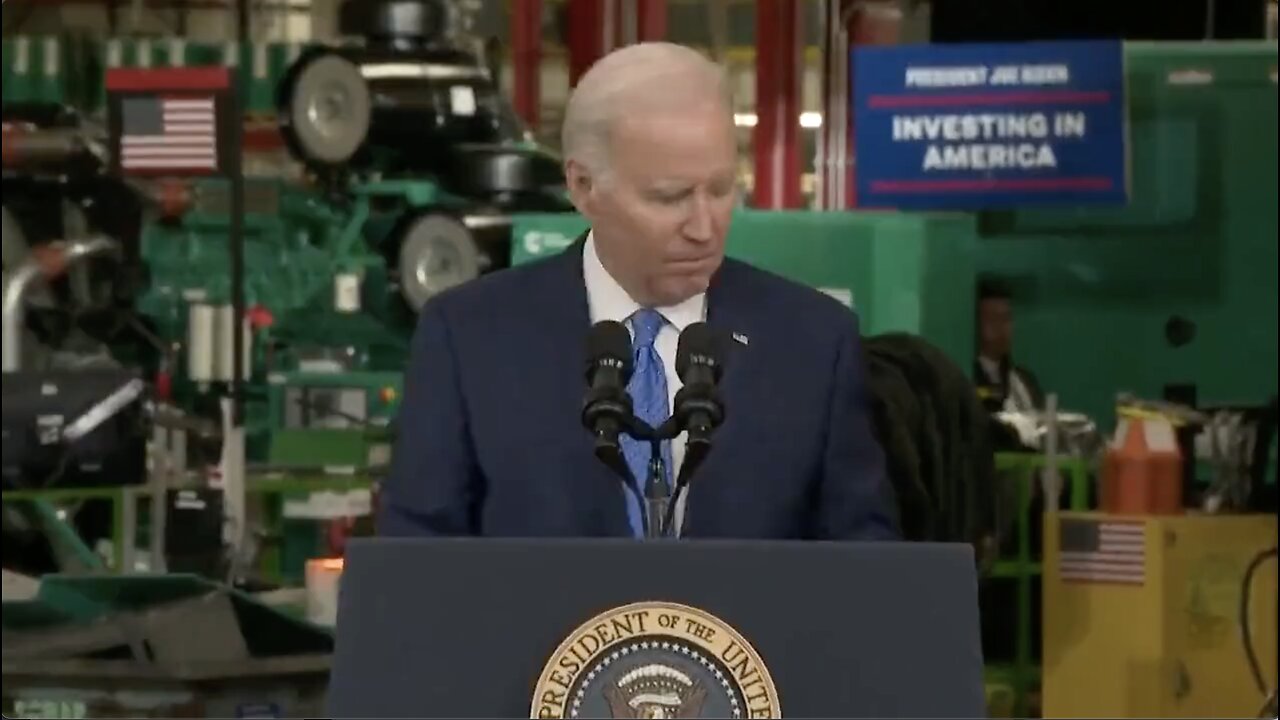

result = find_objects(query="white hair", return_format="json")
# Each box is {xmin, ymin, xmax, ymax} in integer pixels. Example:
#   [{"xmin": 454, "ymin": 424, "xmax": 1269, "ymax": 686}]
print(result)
[{"xmin": 561, "ymin": 42, "xmax": 733, "ymax": 178}]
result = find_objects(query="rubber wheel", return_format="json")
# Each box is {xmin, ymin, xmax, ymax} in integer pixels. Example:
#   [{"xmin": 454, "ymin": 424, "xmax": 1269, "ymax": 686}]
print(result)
[
  {"xmin": 282, "ymin": 52, "xmax": 372, "ymax": 166},
  {"xmin": 396, "ymin": 213, "xmax": 481, "ymax": 311}
]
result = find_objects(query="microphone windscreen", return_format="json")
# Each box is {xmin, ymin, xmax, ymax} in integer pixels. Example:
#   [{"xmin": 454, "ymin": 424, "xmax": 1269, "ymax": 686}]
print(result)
[
  {"xmin": 586, "ymin": 320, "xmax": 633, "ymax": 377},
  {"xmin": 675, "ymin": 322, "xmax": 723, "ymax": 381}
]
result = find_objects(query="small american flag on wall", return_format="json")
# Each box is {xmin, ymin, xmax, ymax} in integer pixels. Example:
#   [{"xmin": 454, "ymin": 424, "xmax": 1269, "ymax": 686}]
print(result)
[
  {"xmin": 120, "ymin": 96, "xmax": 218, "ymax": 172},
  {"xmin": 1059, "ymin": 517, "xmax": 1147, "ymax": 586}
]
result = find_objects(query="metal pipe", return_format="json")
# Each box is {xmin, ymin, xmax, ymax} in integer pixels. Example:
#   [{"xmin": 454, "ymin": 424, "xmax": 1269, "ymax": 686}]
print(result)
[
  {"xmin": 2, "ymin": 236, "xmax": 120, "ymax": 373},
  {"xmin": 1, "ymin": 128, "xmax": 87, "ymax": 170},
  {"xmin": 2, "ymin": 263, "xmax": 43, "ymax": 373},
  {"xmin": 1044, "ymin": 394, "xmax": 1060, "ymax": 512},
  {"xmin": 61, "ymin": 235, "xmax": 120, "ymax": 266}
]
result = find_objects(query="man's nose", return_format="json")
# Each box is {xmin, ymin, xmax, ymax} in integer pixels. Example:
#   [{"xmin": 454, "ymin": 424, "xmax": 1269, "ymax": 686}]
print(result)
[{"xmin": 682, "ymin": 194, "xmax": 715, "ymax": 242}]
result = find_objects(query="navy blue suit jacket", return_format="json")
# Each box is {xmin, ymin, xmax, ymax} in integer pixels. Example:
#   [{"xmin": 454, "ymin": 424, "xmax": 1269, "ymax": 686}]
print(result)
[{"xmin": 378, "ymin": 238, "xmax": 899, "ymax": 540}]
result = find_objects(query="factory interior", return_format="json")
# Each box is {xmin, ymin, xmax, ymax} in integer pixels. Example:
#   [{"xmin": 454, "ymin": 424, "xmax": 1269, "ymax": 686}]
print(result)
[{"xmin": 0, "ymin": 0, "xmax": 1277, "ymax": 717}]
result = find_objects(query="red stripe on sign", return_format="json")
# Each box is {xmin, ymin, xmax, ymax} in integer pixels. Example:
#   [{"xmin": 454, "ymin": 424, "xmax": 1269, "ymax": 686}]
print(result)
[
  {"xmin": 870, "ymin": 177, "xmax": 1115, "ymax": 193},
  {"xmin": 867, "ymin": 90, "xmax": 1112, "ymax": 108}
]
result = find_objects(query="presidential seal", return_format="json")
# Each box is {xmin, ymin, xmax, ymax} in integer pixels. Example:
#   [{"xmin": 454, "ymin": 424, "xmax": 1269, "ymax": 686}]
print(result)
[{"xmin": 531, "ymin": 601, "xmax": 781, "ymax": 719}]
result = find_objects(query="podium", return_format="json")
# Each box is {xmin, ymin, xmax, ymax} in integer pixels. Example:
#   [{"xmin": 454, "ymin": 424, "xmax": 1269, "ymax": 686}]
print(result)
[{"xmin": 326, "ymin": 538, "xmax": 986, "ymax": 718}]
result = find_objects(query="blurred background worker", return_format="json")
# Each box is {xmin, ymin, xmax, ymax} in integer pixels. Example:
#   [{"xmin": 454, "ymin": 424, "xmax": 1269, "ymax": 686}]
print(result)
[{"xmin": 975, "ymin": 278, "xmax": 1044, "ymax": 416}]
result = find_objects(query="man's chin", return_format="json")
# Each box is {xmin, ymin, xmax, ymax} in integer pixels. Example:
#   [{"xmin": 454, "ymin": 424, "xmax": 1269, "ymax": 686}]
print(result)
[{"xmin": 651, "ymin": 275, "xmax": 712, "ymax": 306}]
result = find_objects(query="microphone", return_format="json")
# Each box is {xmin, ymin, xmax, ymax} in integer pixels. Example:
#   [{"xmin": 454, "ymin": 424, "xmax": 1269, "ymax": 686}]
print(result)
[
  {"xmin": 674, "ymin": 322, "xmax": 726, "ymax": 446},
  {"xmin": 582, "ymin": 321, "xmax": 643, "ymax": 510},
  {"xmin": 666, "ymin": 322, "xmax": 726, "ymax": 533}
]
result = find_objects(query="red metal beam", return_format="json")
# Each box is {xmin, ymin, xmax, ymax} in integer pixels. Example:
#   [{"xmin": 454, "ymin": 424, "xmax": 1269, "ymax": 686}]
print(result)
[
  {"xmin": 567, "ymin": 0, "xmax": 607, "ymax": 87},
  {"xmin": 752, "ymin": 0, "xmax": 802, "ymax": 209},
  {"xmin": 105, "ymin": 66, "xmax": 230, "ymax": 91},
  {"xmin": 637, "ymin": 0, "xmax": 666, "ymax": 41},
  {"xmin": 847, "ymin": 1, "xmax": 902, "ymax": 208},
  {"xmin": 511, "ymin": 0, "xmax": 542, "ymax": 129}
]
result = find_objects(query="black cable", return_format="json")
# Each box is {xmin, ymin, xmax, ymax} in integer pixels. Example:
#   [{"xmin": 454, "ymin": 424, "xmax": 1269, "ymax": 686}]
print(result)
[
  {"xmin": 1257, "ymin": 689, "xmax": 1277, "ymax": 720},
  {"xmin": 1240, "ymin": 545, "xmax": 1278, "ymax": 700}
]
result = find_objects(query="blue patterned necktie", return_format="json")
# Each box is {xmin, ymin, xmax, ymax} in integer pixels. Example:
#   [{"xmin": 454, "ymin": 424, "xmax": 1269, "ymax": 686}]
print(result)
[{"xmin": 620, "ymin": 308, "xmax": 674, "ymax": 537}]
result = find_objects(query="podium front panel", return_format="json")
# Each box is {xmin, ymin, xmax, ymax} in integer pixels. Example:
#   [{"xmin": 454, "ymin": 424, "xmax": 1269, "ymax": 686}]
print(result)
[{"xmin": 327, "ymin": 538, "xmax": 985, "ymax": 718}]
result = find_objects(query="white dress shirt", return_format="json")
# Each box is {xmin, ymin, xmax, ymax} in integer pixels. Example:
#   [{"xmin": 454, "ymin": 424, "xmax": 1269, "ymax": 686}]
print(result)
[
  {"xmin": 583, "ymin": 232, "xmax": 704, "ymax": 532},
  {"xmin": 979, "ymin": 355, "xmax": 1036, "ymax": 413}
]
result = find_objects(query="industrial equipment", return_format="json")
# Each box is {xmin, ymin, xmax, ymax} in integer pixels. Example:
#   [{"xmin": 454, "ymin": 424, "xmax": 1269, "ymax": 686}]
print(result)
[
  {"xmin": 2, "ymin": 104, "xmax": 148, "ymax": 376},
  {"xmin": 276, "ymin": 0, "xmax": 570, "ymax": 313},
  {"xmin": 1041, "ymin": 392, "xmax": 1279, "ymax": 717},
  {"xmin": 1, "ymin": 573, "xmax": 334, "ymax": 718},
  {"xmin": 1042, "ymin": 511, "xmax": 1278, "ymax": 718},
  {"xmin": 124, "ymin": 0, "xmax": 572, "ymax": 461}
]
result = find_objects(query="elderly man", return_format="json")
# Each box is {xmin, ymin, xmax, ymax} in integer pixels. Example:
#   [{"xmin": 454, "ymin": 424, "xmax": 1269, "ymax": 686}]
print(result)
[{"xmin": 378, "ymin": 42, "xmax": 897, "ymax": 540}]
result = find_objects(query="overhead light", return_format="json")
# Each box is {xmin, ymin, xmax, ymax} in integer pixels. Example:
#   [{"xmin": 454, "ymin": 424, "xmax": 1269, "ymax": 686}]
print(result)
[{"xmin": 732, "ymin": 112, "xmax": 824, "ymax": 128}]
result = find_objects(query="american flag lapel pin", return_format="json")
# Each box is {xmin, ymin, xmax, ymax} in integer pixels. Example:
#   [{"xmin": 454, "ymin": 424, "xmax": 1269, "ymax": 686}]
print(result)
[{"xmin": 731, "ymin": 332, "xmax": 749, "ymax": 346}]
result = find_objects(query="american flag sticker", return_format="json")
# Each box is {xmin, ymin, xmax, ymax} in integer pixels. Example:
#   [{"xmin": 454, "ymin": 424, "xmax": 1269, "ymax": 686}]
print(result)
[
  {"xmin": 120, "ymin": 96, "xmax": 218, "ymax": 172},
  {"xmin": 1059, "ymin": 518, "xmax": 1147, "ymax": 586}
]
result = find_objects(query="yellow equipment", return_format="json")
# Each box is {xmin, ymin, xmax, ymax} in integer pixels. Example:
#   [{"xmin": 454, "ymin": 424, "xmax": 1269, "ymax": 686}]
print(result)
[{"xmin": 1042, "ymin": 511, "xmax": 1277, "ymax": 718}]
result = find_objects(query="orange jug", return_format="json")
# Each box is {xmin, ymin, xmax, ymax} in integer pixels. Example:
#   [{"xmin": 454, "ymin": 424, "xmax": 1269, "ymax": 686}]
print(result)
[{"xmin": 1101, "ymin": 412, "xmax": 1184, "ymax": 515}]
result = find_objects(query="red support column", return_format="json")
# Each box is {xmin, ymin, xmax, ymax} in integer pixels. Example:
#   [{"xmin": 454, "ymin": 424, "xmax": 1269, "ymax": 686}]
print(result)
[
  {"xmin": 511, "ymin": 0, "xmax": 542, "ymax": 130},
  {"xmin": 637, "ymin": 0, "xmax": 667, "ymax": 41},
  {"xmin": 847, "ymin": 0, "xmax": 902, "ymax": 208},
  {"xmin": 567, "ymin": 0, "xmax": 607, "ymax": 87},
  {"xmin": 753, "ymin": 0, "xmax": 803, "ymax": 209},
  {"xmin": 611, "ymin": 0, "xmax": 627, "ymax": 48}
]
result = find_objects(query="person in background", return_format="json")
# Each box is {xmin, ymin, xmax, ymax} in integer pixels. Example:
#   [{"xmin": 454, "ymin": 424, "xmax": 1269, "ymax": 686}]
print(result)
[{"xmin": 975, "ymin": 278, "xmax": 1044, "ymax": 415}]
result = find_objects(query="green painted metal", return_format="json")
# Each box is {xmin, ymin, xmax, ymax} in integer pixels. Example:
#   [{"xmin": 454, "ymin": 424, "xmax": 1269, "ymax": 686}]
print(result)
[
  {"xmin": 972, "ymin": 42, "xmax": 1278, "ymax": 428},
  {"xmin": 1, "ymin": 35, "xmax": 99, "ymax": 109},
  {"xmin": 986, "ymin": 453, "xmax": 1090, "ymax": 719},
  {"xmin": 136, "ymin": 176, "xmax": 422, "ymax": 379}
]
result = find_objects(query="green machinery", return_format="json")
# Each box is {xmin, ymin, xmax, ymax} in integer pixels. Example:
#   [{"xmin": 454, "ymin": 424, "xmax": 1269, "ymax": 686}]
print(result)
[
  {"xmin": 138, "ymin": 177, "xmax": 454, "ymax": 435},
  {"xmin": 1, "ymin": 0, "xmax": 572, "ymax": 588}
]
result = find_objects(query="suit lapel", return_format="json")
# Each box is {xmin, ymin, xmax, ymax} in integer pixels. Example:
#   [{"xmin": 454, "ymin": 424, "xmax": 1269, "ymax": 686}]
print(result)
[
  {"xmin": 535, "ymin": 233, "xmax": 635, "ymax": 536},
  {"xmin": 681, "ymin": 260, "xmax": 757, "ymax": 534}
]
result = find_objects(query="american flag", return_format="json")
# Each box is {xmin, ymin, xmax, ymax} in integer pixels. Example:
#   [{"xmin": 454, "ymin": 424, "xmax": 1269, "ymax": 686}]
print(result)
[
  {"xmin": 1059, "ymin": 518, "xmax": 1147, "ymax": 586},
  {"xmin": 120, "ymin": 96, "xmax": 218, "ymax": 172}
]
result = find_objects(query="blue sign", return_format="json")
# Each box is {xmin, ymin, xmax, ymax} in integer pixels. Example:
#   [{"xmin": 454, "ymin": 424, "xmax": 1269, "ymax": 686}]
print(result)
[{"xmin": 852, "ymin": 40, "xmax": 1129, "ymax": 210}]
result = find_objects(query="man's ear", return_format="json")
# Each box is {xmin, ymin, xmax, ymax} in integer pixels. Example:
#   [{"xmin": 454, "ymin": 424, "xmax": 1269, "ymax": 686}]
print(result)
[{"xmin": 564, "ymin": 158, "xmax": 596, "ymax": 217}]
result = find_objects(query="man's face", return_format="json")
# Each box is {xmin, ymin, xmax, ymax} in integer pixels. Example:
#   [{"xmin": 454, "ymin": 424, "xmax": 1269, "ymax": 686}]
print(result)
[
  {"xmin": 568, "ymin": 101, "xmax": 738, "ymax": 307},
  {"xmin": 978, "ymin": 297, "xmax": 1013, "ymax": 359}
]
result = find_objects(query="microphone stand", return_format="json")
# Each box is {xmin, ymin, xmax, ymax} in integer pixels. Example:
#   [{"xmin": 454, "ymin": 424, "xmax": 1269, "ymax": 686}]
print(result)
[
  {"xmin": 644, "ymin": 436, "xmax": 670, "ymax": 539},
  {"xmin": 592, "ymin": 412, "xmax": 713, "ymax": 540},
  {"xmin": 663, "ymin": 438, "xmax": 709, "ymax": 536}
]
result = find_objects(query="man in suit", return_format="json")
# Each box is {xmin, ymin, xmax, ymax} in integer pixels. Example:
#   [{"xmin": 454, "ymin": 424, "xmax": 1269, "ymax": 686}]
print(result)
[
  {"xmin": 974, "ymin": 278, "xmax": 1045, "ymax": 415},
  {"xmin": 378, "ymin": 42, "xmax": 898, "ymax": 540}
]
